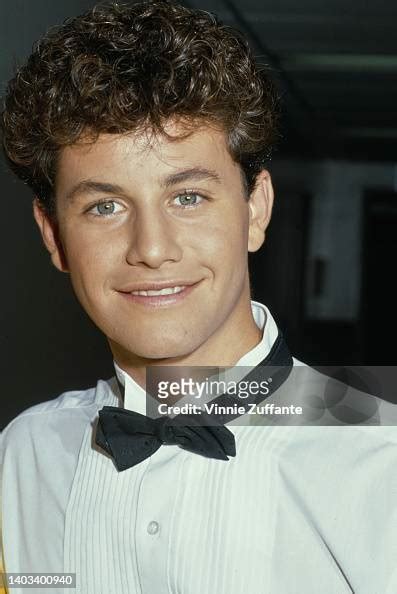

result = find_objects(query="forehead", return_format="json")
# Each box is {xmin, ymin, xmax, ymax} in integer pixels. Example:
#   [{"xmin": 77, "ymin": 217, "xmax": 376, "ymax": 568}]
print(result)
[{"xmin": 56, "ymin": 121, "xmax": 236, "ymax": 185}]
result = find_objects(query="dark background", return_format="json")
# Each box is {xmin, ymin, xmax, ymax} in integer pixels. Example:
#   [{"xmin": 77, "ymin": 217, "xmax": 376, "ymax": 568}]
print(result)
[{"xmin": 1, "ymin": 0, "xmax": 397, "ymax": 429}]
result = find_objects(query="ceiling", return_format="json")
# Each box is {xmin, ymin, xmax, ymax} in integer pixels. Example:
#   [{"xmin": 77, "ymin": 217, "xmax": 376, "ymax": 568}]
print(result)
[
  {"xmin": 190, "ymin": 0, "xmax": 397, "ymax": 162},
  {"xmin": 1, "ymin": 0, "xmax": 397, "ymax": 162}
]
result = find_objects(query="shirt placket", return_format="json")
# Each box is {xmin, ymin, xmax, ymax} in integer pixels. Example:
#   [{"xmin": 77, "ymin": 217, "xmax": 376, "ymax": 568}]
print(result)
[{"xmin": 134, "ymin": 445, "xmax": 185, "ymax": 594}]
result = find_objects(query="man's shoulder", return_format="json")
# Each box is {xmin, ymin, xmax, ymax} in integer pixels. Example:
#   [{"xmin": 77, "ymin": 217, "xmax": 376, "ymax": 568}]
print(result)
[
  {"xmin": 7, "ymin": 384, "xmax": 97, "ymax": 420},
  {"xmin": 1, "ymin": 376, "xmax": 117, "ymax": 448},
  {"xmin": 287, "ymin": 359, "xmax": 397, "ymax": 440}
]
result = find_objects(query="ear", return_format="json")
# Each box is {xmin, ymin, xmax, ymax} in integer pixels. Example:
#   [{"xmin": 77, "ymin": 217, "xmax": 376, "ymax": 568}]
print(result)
[
  {"xmin": 32, "ymin": 198, "xmax": 69, "ymax": 272},
  {"xmin": 247, "ymin": 169, "xmax": 274, "ymax": 252}
]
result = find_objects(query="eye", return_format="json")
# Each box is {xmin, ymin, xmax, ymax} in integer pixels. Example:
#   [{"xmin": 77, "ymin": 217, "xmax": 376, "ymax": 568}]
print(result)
[
  {"xmin": 88, "ymin": 200, "xmax": 123, "ymax": 216},
  {"xmin": 173, "ymin": 192, "xmax": 204, "ymax": 208}
]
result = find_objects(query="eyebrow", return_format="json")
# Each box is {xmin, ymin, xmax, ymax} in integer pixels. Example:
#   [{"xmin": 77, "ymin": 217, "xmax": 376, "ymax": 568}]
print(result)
[
  {"xmin": 160, "ymin": 167, "xmax": 222, "ymax": 187},
  {"xmin": 64, "ymin": 167, "xmax": 221, "ymax": 203},
  {"xmin": 65, "ymin": 181, "xmax": 125, "ymax": 203}
]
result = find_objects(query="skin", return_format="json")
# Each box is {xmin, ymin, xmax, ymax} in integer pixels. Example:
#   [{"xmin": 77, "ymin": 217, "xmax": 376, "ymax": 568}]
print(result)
[{"xmin": 33, "ymin": 121, "xmax": 274, "ymax": 388}]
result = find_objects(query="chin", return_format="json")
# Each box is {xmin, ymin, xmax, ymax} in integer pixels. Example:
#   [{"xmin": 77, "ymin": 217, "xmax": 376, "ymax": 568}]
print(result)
[{"xmin": 116, "ymin": 334, "xmax": 200, "ymax": 362}]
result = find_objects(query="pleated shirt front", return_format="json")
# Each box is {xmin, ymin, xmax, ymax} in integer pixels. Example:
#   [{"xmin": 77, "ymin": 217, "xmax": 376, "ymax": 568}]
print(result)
[{"xmin": 1, "ymin": 302, "xmax": 396, "ymax": 594}]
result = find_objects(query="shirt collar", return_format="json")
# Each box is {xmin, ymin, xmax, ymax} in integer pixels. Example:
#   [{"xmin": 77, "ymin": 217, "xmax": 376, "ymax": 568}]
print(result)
[{"xmin": 113, "ymin": 300, "xmax": 279, "ymax": 412}]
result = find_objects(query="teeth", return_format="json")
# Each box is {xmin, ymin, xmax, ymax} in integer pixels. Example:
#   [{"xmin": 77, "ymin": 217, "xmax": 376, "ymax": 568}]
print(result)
[{"xmin": 131, "ymin": 286, "xmax": 186, "ymax": 296}]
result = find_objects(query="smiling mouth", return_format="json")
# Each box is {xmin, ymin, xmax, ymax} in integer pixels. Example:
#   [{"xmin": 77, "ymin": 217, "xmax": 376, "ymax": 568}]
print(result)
[
  {"xmin": 118, "ymin": 281, "xmax": 200, "ymax": 306},
  {"xmin": 130, "ymin": 286, "xmax": 186, "ymax": 296}
]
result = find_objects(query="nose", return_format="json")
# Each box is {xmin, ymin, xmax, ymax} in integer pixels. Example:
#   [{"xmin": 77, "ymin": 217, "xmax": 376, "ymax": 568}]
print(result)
[{"xmin": 125, "ymin": 208, "xmax": 183, "ymax": 269}]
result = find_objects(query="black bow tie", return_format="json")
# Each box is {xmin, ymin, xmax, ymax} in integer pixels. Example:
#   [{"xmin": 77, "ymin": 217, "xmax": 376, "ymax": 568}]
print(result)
[
  {"xmin": 95, "ymin": 331, "xmax": 293, "ymax": 471},
  {"xmin": 95, "ymin": 408, "xmax": 236, "ymax": 471}
]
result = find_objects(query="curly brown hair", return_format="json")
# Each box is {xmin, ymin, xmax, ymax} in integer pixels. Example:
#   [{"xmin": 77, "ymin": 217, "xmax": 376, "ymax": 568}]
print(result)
[{"xmin": 1, "ymin": 0, "xmax": 279, "ymax": 217}]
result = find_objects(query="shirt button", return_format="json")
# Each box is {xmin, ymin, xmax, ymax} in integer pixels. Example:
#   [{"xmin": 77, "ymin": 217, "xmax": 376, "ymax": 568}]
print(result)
[{"xmin": 147, "ymin": 521, "xmax": 160, "ymax": 535}]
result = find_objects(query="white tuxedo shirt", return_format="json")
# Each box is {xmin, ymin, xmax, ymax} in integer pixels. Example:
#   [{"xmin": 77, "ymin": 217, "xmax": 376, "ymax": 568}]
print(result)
[{"xmin": 1, "ymin": 301, "xmax": 396, "ymax": 594}]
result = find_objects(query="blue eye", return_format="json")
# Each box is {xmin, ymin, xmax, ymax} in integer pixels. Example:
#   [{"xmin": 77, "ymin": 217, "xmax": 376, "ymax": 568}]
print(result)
[
  {"xmin": 90, "ymin": 200, "xmax": 122, "ymax": 216},
  {"xmin": 174, "ymin": 193, "xmax": 203, "ymax": 207}
]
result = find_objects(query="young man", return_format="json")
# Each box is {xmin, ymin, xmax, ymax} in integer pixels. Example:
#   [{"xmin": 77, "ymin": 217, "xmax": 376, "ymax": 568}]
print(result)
[{"xmin": 1, "ymin": 2, "xmax": 396, "ymax": 593}]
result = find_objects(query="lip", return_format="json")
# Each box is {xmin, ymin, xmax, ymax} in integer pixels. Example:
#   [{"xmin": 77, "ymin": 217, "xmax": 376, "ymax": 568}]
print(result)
[
  {"xmin": 117, "ymin": 280, "xmax": 199, "ymax": 292},
  {"xmin": 117, "ymin": 280, "xmax": 202, "ymax": 308}
]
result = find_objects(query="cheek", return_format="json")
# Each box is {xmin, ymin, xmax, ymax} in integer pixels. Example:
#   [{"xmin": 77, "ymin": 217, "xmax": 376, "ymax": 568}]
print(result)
[
  {"xmin": 191, "ymin": 225, "xmax": 249, "ymax": 290},
  {"xmin": 64, "ymin": 240, "xmax": 118, "ymax": 304},
  {"xmin": 63, "ymin": 228, "xmax": 121, "ymax": 275},
  {"xmin": 196, "ymin": 211, "xmax": 249, "ymax": 261}
]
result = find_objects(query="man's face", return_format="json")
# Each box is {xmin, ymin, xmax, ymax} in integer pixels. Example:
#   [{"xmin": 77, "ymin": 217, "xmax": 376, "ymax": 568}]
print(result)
[{"xmin": 34, "ymin": 122, "xmax": 273, "ymax": 365}]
